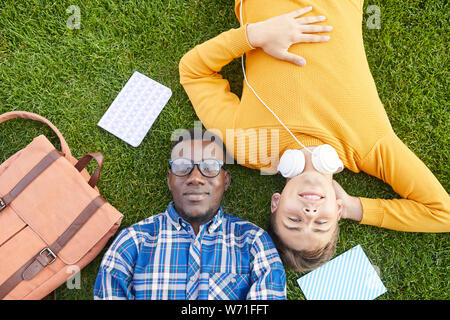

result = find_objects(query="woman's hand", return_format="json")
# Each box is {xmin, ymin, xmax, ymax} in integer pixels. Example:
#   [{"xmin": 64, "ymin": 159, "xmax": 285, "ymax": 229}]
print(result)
[
  {"xmin": 246, "ymin": 7, "xmax": 332, "ymax": 66},
  {"xmin": 332, "ymin": 180, "xmax": 363, "ymax": 222}
]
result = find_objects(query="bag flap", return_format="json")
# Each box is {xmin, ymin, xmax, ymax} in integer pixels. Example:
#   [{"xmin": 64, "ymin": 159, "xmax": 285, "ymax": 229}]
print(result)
[
  {"xmin": 0, "ymin": 135, "xmax": 123, "ymax": 265},
  {"xmin": 0, "ymin": 206, "xmax": 26, "ymax": 248}
]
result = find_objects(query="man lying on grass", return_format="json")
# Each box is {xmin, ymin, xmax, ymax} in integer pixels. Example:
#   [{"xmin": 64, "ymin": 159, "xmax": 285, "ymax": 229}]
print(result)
[
  {"xmin": 94, "ymin": 129, "xmax": 286, "ymax": 300},
  {"xmin": 179, "ymin": 1, "xmax": 450, "ymax": 272}
]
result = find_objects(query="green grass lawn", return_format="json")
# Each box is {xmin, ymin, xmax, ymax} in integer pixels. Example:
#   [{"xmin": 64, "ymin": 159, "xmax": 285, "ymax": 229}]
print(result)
[{"xmin": 0, "ymin": 0, "xmax": 448, "ymax": 300}]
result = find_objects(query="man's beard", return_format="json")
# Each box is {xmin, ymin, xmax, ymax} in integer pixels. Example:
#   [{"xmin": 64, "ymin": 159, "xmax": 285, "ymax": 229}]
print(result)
[{"xmin": 175, "ymin": 205, "xmax": 220, "ymax": 226}]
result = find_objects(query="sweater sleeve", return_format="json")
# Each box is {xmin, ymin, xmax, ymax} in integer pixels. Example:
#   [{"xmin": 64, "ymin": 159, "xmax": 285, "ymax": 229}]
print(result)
[
  {"xmin": 179, "ymin": 26, "xmax": 255, "ymax": 136},
  {"xmin": 357, "ymin": 132, "xmax": 450, "ymax": 232},
  {"xmin": 349, "ymin": 0, "xmax": 364, "ymax": 13}
]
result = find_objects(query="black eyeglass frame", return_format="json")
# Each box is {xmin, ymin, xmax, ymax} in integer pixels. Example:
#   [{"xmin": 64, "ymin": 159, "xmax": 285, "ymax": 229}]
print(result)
[{"xmin": 168, "ymin": 158, "xmax": 225, "ymax": 178}]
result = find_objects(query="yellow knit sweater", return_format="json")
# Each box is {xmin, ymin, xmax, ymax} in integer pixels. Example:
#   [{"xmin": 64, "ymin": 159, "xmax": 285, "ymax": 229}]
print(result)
[{"xmin": 179, "ymin": 0, "xmax": 449, "ymax": 232}]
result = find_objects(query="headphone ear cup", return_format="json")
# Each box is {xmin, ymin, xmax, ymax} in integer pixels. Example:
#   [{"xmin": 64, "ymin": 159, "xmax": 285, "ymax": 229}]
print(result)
[
  {"xmin": 277, "ymin": 149, "xmax": 305, "ymax": 178},
  {"xmin": 311, "ymin": 144, "xmax": 344, "ymax": 174}
]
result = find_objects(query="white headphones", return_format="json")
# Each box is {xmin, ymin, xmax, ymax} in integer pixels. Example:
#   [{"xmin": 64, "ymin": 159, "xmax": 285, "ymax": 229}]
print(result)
[
  {"xmin": 277, "ymin": 145, "xmax": 344, "ymax": 178},
  {"xmin": 239, "ymin": 1, "xmax": 345, "ymax": 178}
]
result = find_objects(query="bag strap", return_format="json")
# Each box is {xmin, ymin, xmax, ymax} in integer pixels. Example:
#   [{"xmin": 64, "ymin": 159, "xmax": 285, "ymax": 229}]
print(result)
[
  {"xmin": 0, "ymin": 149, "xmax": 104, "ymax": 214},
  {"xmin": 0, "ymin": 196, "xmax": 106, "ymax": 299},
  {"xmin": 0, "ymin": 150, "xmax": 62, "ymax": 210},
  {"xmin": 74, "ymin": 152, "xmax": 104, "ymax": 188},
  {"xmin": 0, "ymin": 111, "xmax": 72, "ymax": 159}
]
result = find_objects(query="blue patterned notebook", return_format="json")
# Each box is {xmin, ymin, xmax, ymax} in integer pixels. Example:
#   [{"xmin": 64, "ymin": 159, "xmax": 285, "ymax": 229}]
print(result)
[
  {"xmin": 297, "ymin": 245, "xmax": 387, "ymax": 300},
  {"xmin": 98, "ymin": 71, "xmax": 172, "ymax": 147}
]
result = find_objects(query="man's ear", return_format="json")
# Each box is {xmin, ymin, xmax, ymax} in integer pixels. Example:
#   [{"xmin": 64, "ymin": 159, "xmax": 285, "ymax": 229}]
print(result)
[
  {"xmin": 271, "ymin": 193, "xmax": 281, "ymax": 214},
  {"xmin": 223, "ymin": 170, "xmax": 231, "ymax": 192},
  {"xmin": 336, "ymin": 198, "xmax": 344, "ymax": 221},
  {"xmin": 167, "ymin": 170, "xmax": 172, "ymax": 192}
]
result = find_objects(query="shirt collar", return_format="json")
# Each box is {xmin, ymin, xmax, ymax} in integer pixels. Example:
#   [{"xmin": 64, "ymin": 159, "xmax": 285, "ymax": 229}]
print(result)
[{"xmin": 166, "ymin": 202, "xmax": 224, "ymax": 234}]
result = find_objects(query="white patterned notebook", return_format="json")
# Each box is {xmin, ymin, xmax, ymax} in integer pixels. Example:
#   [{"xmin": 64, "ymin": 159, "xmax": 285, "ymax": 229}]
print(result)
[
  {"xmin": 297, "ymin": 245, "xmax": 387, "ymax": 300},
  {"xmin": 98, "ymin": 71, "xmax": 172, "ymax": 147}
]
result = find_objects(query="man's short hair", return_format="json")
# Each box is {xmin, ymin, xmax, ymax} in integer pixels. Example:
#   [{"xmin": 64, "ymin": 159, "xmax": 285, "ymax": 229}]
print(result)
[
  {"xmin": 267, "ymin": 212, "xmax": 339, "ymax": 272},
  {"xmin": 172, "ymin": 128, "xmax": 228, "ymax": 160}
]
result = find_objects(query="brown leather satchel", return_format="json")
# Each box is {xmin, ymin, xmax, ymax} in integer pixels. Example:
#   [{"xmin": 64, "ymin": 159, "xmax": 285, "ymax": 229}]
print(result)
[{"xmin": 0, "ymin": 111, "xmax": 123, "ymax": 299}]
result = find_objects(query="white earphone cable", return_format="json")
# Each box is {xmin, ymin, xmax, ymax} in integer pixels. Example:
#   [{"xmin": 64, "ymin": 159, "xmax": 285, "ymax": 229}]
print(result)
[{"xmin": 239, "ymin": 0, "xmax": 313, "ymax": 154}]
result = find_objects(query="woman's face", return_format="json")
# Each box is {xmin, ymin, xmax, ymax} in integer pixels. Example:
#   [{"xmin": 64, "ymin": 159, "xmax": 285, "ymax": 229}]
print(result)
[{"xmin": 271, "ymin": 169, "xmax": 343, "ymax": 252}]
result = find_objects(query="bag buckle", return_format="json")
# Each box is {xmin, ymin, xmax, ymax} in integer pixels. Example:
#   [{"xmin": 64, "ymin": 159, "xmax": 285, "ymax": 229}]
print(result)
[
  {"xmin": 40, "ymin": 248, "xmax": 57, "ymax": 265},
  {"xmin": 0, "ymin": 198, "xmax": 6, "ymax": 212}
]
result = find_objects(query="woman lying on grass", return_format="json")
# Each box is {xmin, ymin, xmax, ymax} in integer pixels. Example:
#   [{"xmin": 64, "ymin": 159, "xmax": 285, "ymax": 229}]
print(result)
[{"xmin": 178, "ymin": 0, "xmax": 450, "ymax": 271}]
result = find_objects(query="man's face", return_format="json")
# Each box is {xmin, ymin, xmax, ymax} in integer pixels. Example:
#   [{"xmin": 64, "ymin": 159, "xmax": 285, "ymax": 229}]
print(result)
[
  {"xmin": 271, "ymin": 170, "xmax": 343, "ymax": 252},
  {"xmin": 168, "ymin": 139, "xmax": 230, "ymax": 225}
]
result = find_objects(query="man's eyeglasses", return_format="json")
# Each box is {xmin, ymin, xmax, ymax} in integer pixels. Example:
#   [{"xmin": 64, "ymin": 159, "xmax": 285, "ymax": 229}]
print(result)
[{"xmin": 169, "ymin": 158, "xmax": 225, "ymax": 178}]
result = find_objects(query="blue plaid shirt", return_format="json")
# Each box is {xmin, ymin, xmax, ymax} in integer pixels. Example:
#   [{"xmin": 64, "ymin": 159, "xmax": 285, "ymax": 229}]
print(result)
[{"xmin": 94, "ymin": 202, "xmax": 286, "ymax": 300}]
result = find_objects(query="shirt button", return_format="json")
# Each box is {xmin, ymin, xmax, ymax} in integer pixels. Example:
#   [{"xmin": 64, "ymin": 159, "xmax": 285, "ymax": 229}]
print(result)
[
  {"xmin": 190, "ymin": 276, "xmax": 195, "ymax": 282},
  {"xmin": 231, "ymin": 277, "xmax": 236, "ymax": 283}
]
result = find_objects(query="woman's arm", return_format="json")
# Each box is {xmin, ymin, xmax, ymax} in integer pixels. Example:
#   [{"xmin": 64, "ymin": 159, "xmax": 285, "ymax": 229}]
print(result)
[
  {"xmin": 335, "ymin": 133, "xmax": 450, "ymax": 232},
  {"xmin": 179, "ymin": 7, "xmax": 332, "ymax": 135},
  {"xmin": 179, "ymin": 26, "xmax": 252, "ymax": 135},
  {"xmin": 357, "ymin": 133, "xmax": 449, "ymax": 232},
  {"xmin": 332, "ymin": 180, "xmax": 363, "ymax": 222}
]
